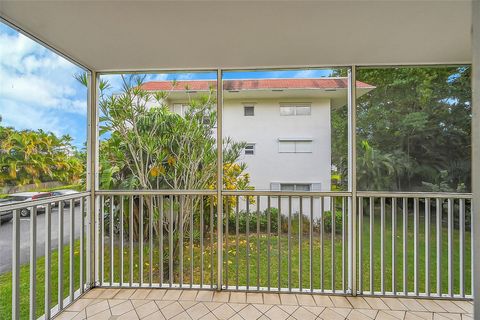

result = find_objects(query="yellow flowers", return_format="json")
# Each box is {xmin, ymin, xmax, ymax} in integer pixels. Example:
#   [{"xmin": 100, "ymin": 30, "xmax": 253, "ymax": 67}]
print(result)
[
  {"xmin": 167, "ymin": 156, "xmax": 176, "ymax": 166},
  {"xmin": 150, "ymin": 165, "xmax": 165, "ymax": 177}
]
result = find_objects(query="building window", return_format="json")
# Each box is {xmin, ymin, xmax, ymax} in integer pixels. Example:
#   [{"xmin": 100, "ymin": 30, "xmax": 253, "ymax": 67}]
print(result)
[
  {"xmin": 244, "ymin": 105, "xmax": 255, "ymax": 116},
  {"xmin": 245, "ymin": 143, "xmax": 255, "ymax": 155},
  {"xmin": 173, "ymin": 103, "xmax": 189, "ymax": 116},
  {"xmin": 280, "ymin": 183, "xmax": 311, "ymax": 191},
  {"xmin": 278, "ymin": 139, "xmax": 312, "ymax": 153},
  {"xmin": 280, "ymin": 103, "xmax": 311, "ymax": 116},
  {"xmin": 270, "ymin": 182, "xmax": 321, "ymax": 191}
]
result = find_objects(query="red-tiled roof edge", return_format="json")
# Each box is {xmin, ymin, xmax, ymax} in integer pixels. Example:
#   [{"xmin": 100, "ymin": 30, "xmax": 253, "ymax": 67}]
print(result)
[{"xmin": 140, "ymin": 78, "xmax": 374, "ymax": 91}]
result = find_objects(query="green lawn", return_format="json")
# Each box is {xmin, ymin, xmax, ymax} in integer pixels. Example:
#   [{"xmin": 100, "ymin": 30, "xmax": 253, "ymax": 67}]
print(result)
[
  {"xmin": 98, "ymin": 210, "xmax": 471, "ymax": 294},
  {"xmin": 0, "ymin": 242, "xmax": 83, "ymax": 320},
  {"xmin": 0, "ymin": 211, "xmax": 471, "ymax": 320}
]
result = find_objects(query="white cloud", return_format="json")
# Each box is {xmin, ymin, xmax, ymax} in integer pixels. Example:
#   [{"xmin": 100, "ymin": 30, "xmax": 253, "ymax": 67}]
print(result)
[
  {"xmin": 0, "ymin": 25, "xmax": 88, "ymax": 143},
  {"xmin": 293, "ymin": 70, "xmax": 318, "ymax": 78},
  {"xmin": 150, "ymin": 73, "xmax": 169, "ymax": 81},
  {"xmin": 0, "ymin": 98, "xmax": 63, "ymax": 136}
]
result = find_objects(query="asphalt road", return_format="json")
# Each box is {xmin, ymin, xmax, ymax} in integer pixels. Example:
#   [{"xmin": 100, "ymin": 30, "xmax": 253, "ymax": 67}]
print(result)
[{"xmin": 0, "ymin": 205, "xmax": 84, "ymax": 274}]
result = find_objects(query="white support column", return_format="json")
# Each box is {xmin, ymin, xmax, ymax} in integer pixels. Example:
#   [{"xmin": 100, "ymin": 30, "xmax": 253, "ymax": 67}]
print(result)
[
  {"xmin": 472, "ymin": 0, "xmax": 480, "ymax": 316},
  {"xmin": 216, "ymin": 69, "xmax": 224, "ymax": 290},
  {"xmin": 86, "ymin": 71, "xmax": 99, "ymax": 288},
  {"xmin": 348, "ymin": 67, "xmax": 357, "ymax": 295}
]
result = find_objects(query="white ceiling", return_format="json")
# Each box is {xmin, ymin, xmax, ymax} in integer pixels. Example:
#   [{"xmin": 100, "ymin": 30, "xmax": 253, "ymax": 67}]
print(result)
[{"xmin": 0, "ymin": 1, "xmax": 472, "ymax": 72}]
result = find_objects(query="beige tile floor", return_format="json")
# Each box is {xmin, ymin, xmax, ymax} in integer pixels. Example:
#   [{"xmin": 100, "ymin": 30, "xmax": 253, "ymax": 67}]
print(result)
[{"xmin": 55, "ymin": 288, "xmax": 474, "ymax": 320}]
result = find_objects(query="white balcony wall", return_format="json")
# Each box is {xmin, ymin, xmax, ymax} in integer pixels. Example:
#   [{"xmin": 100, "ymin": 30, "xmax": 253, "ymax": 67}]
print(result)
[{"xmin": 222, "ymin": 97, "xmax": 332, "ymax": 193}]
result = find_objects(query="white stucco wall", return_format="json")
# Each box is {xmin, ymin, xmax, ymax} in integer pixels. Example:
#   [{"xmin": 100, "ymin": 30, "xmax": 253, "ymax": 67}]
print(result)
[
  {"xmin": 144, "ymin": 94, "xmax": 334, "ymax": 215},
  {"xmin": 144, "ymin": 95, "xmax": 332, "ymax": 193},
  {"xmin": 222, "ymin": 98, "xmax": 332, "ymax": 192}
]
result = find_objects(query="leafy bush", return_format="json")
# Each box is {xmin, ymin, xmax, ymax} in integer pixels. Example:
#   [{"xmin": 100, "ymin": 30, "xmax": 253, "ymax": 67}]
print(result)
[
  {"xmin": 318, "ymin": 210, "xmax": 343, "ymax": 234},
  {"xmin": 227, "ymin": 207, "xmax": 279, "ymax": 233}
]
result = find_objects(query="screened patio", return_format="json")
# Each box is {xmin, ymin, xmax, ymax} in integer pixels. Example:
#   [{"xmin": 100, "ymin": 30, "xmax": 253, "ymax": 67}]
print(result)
[{"xmin": 0, "ymin": 1, "xmax": 479, "ymax": 320}]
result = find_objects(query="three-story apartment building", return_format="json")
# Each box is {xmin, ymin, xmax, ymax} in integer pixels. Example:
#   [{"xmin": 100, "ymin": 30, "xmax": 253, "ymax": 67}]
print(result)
[{"xmin": 142, "ymin": 78, "xmax": 373, "ymax": 194}]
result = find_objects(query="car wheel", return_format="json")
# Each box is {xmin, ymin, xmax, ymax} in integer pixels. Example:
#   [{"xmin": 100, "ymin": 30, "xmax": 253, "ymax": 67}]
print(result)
[{"xmin": 20, "ymin": 208, "xmax": 30, "ymax": 217}]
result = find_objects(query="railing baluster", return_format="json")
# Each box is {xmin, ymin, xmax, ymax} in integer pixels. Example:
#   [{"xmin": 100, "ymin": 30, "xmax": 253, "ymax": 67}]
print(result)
[
  {"xmin": 288, "ymin": 195, "xmax": 292, "ymax": 291},
  {"xmin": 342, "ymin": 196, "xmax": 347, "ymax": 293},
  {"xmin": 169, "ymin": 195, "xmax": 173, "ymax": 287},
  {"xmin": 309, "ymin": 196, "xmax": 313, "ymax": 292},
  {"xmin": 358, "ymin": 197, "xmax": 363, "ymax": 294},
  {"xmin": 278, "ymin": 196, "xmax": 282, "ymax": 291},
  {"xmin": 369, "ymin": 196, "xmax": 374, "ymax": 295},
  {"xmin": 436, "ymin": 198, "xmax": 442, "ymax": 296},
  {"xmin": 267, "ymin": 196, "xmax": 271, "ymax": 291},
  {"xmin": 299, "ymin": 196, "xmax": 303, "ymax": 291},
  {"xmin": 12, "ymin": 209, "xmax": 20, "ymax": 320},
  {"xmin": 380, "ymin": 197, "xmax": 385, "ymax": 295},
  {"xmin": 140, "ymin": 195, "xmax": 144, "ymax": 286},
  {"xmin": 391, "ymin": 198, "xmax": 396, "ymax": 295},
  {"xmin": 129, "ymin": 196, "xmax": 134, "ymax": 286},
  {"xmin": 471, "ymin": 199, "xmax": 473, "ymax": 297},
  {"xmin": 459, "ymin": 198, "xmax": 465, "ymax": 297},
  {"xmin": 179, "ymin": 195, "xmax": 184, "ymax": 287},
  {"xmin": 201, "ymin": 196, "xmax": 205, "ymax": 288},
  {"xmin": 70, "ymin": 198, "xmax": 75, "ymax": 302},
  {"xmin": 86, "ymin": 196, "xmax": 92, "ymax": 288},
  {"xmin": 109, "ymin": 196, "xmax": 114, "ymax": 287},
  {"xmin": 80, "ymin": 198, "xmax": 85, "ymax": 293},
  {"xmin": 414, "ymin": 197, "xmax": 419, "ymax": 296},
  {"xmin": 100, "ymin": 196, "xmax": 104, "ymax": 286},
  {"xmin": 29, "ymin": 206, "xmax": 37, "ymax": 320},
  {"xmin": 58, "ymin": 200, "xmax": 64, "ymax": 310},
  {"xmin": 403, "ymin": 197, "xmax": 407, "ymax": 296},
  {"xmin": 45, "ymin": 204, "xmax": 51, "ymax": 319},
  {"xmin": 320, "ymin": 196, "xmax": 324, "ymax": 292},
  {"xmin": 119, "ymin": 196, "xmax": 124, "ymax": 287},
  {"xmin": 257, "ymin": 195, "xmax": 261, "ymax": 290},
  {"xmin": 425, "ymin": 198, "xmax": 431, "ymax": 296},
  {"xmin": 332, "ymin": 196, "xmax": 336, "ymax": 293},
  {"xmin": 149, "ymin": 196, "xmax": 153, "ymax": 287},
  {"xmin": 159, "ymin": 196, "xmax": 164, "ymax": 286},
  {"xmin": 235, "ymin": 196, "xmax": 239, "ymax": 290},
  {"xmin": 246, "ymin": 196, "xmax": 251, "ymax": 290},
  {"xmin": 190, "ymin": 196, "xmax": 194, "ymax": 288},
  {"xmin": 448, "ymin": 198, "xmax": 454, "ymax": 297},
  {"xmin": 210, "ymin": 195, "xmax": 214, "ymax": 288}
]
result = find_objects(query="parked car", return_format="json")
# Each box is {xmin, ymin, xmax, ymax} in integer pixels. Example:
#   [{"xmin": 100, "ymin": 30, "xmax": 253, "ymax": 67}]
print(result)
[
  {"xmin": 50, "ymin": 189, "xmax": 80, "ymax": 207},
  {"xmin": 0, "ymin": 192, "xmax": 52, "ymax": 222}
]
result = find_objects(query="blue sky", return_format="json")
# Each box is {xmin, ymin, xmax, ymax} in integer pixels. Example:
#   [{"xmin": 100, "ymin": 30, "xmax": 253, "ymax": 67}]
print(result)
[
  {"xmin": 0, "ymin": 22, "xmax": 88, "ymax": 149},
  {"xmin": 102, "ymin": 69, "xmax": 335, "ymax": 95},
  {"xmin": 1, "ymin": 21, "xmax": 337, "ymax": 148}
]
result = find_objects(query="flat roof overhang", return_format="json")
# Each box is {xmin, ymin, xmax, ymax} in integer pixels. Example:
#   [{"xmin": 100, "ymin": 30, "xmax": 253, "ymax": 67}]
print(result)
[{"xmin": 0, "ymin": 1, "xmax": 473, "ymax": 72}]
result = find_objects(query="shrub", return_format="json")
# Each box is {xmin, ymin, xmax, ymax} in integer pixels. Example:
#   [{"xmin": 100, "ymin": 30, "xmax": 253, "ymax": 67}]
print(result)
[
  {"xmin": 227, "ymin": 207, "xmax": 280, "ymax": 233},
  {"xmin": 318, "ymin": 210, "xmax": 343, "ymax": 234}
]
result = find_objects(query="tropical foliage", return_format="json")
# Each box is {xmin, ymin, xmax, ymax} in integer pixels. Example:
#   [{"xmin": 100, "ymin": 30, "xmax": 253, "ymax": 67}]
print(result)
[
  {"xmin": 332, "ymin": 66, "xmax": 471, "ymax": 192},
  {"xmin": 0, "ymin": 125, "xmax": 84, "ymax": 188},
  {"xmin": 84, "ymin": 74, "xmax": 251, "ymax": 245}
]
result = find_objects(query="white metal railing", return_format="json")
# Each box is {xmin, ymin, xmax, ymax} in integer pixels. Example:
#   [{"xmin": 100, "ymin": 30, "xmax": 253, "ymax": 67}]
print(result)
[
  {"xmin": 95, "ymin": 190, "xmax": 352, "ymax": 294},
  {"xmin": 8, "ymin": 190, "xmax": 473, "ymax": 319},
  {"xmin": 93, "ymin": 190, "xmax": 472, "ymax": 298},
  {"xmin": 7, "ymin": 191, "xmax": 90, "ymax": 320},
  {"xmin": 221, "ymin": 191, "xmax": 351, "ymax": 294},
  {"xmin": 357, "ymin": 192, "xmax": 473, "ymax": 299},
  {"xmin": 95, "ymin": 190, "xmax": 218, "ymax": 289}
]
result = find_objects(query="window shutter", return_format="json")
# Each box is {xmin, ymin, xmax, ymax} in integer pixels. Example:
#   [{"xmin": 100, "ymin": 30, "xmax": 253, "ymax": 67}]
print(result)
[
  {"xmin": 278, "ymin": 141, "xmax": 296, "ymax": 153},
  {"xmin": 270, "ymin": 183, "xmax": 281, "ymax": 191},
  {"xmin": 311, "ymin": 183, "xmax": 322, "ymax": 191}
]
